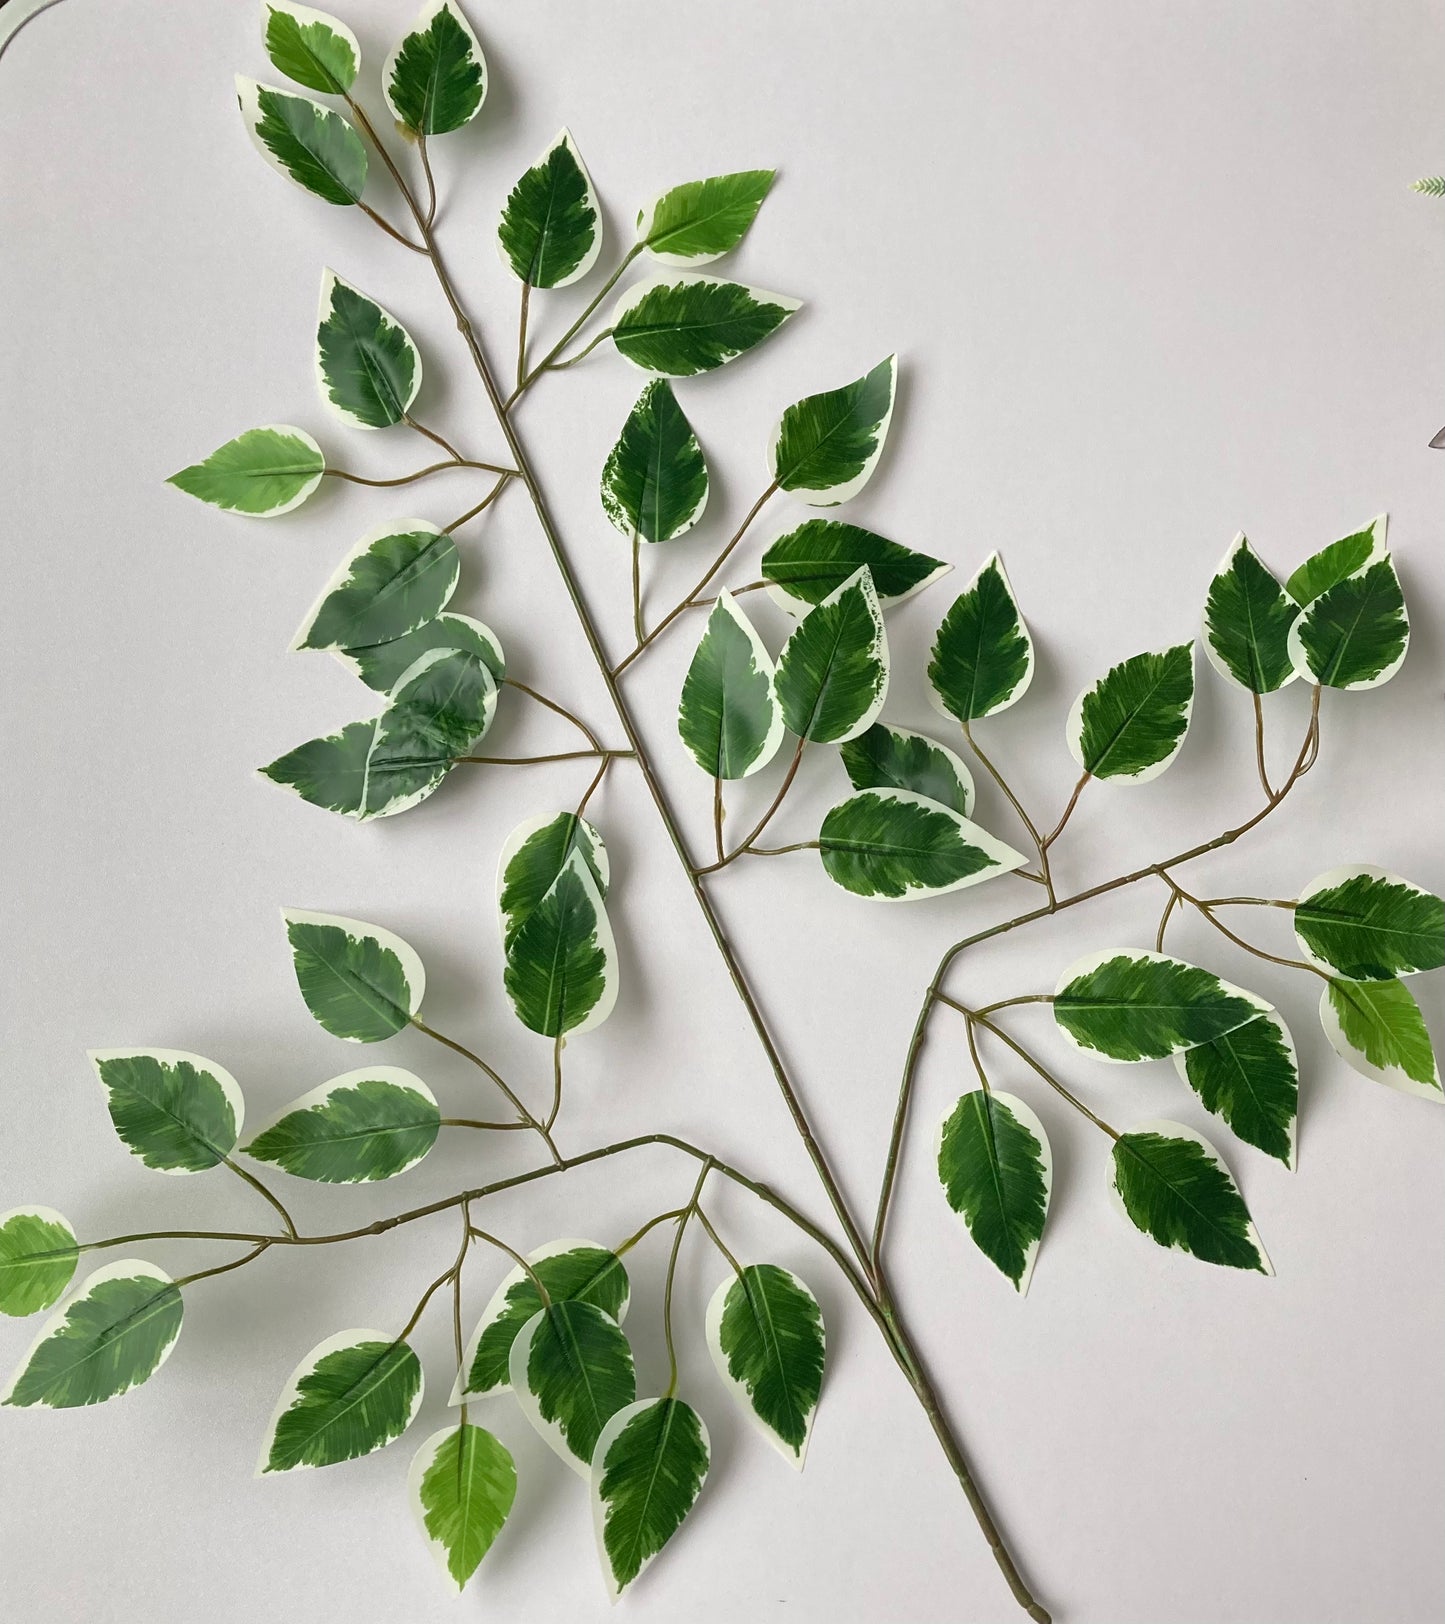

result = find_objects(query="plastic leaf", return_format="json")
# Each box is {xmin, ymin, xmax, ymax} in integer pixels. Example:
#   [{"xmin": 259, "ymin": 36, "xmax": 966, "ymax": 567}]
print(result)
[
  {"xmin": 1109, "ymin": 1121, "xmax": 1271, "ymax": 1273},
  {"xmin": 1294, "ymin": 866, "xmax": 1445, "ymax": 981},
  {"xmin": 1067, "ymin": 643, "xmax": 1195, "ymax": 782},
  {"xmin": 1288, "ymin": 556, "xmax": 1409, "ymax": 690},
  {"xmin": 762, "ymin": 519, "xmax": 948, "ymax": 613},
  {"xmin": 0, "ymin": 1208, "xmax": 79, "ymax": 1318},
  {"xmin": 243, "ymin": 1068, "xmax": 441, "ymax": 1182},
  {"xmin": 770, "ymin": 356, "xmax": 896, "ymax": 506},
  {"xmin": 502, "ymin": 852, "xmax": 617, "ymax": 1037},
  {"xmin": 1172, "ymin": 1011, "xmax": 1299, "ymax": 1168},
  {"xmin": 281, "ymin": 909, "xmax": 425, "ymax": 1042},
  {"xmin": 937, "ymin": 1090, "xmax": 1052, "ymax": 1293},
  {"xmin": 497, "ymin": 814, "xmax": 610, "ymax": 952},
  {"xmin": 636, "ymin": 169, "xmax": 775, "ymax": 267},
  {"xmin": 87, "ymin": 1049, "xmax": 243, "ymax": 1174},
  {"xmin": 591, "ymin": 1397, "xmax": 709, "ymax": 1598},
  {"xmin": 1320, "ymin": 978, "xmax": 1441, "ymax": 1100},
  {"xmin": 258, "ymin": 1329, "xmax": 423, "ymax": 1472},
  {"xmin": 678, "ymin": 591, "xmax": 784, "ymax": 780},
  {"xmin": 1202, "ymin": 534, "xmax": 1299, "ymax": 693},
  {"xmin": 236, "ymin": 76, "xmax": 366, "ymax": 205},
  {"xmin": 261, "ymin": 2, "xmax": 359, "ymax": 95},
  {"xmin": 611, "ymin": 273, "xmax": 800, "ymax": 377},
  {"xmin": 819, "ymin": 789, "xmax": 1025, "ymax": 901},
  {"xmin": 2, "ymin": 1260, "xmax": 183, "ymax": 1408},
  {"xmin": 928, "ymin": 553, "xmax": 1034, "ymax": 723},
  {"xmin": 1053, "ymin": 950, "xmax": 1272, "ymax": 1063},
  {"xmin": 838, "ymin": 722, "xmax": 974, "ymax": 816},
  {"xmin": 601, "ymin": 380, "xmax": 709, "ymax": 544},
  {"xmin": 497, "ymin": 129, "xmax": 601, "ymax": 289},
  {"xmin": 338, "ymin": 612, "xmax": 504, "ymax": 693},
  {"xmin": 774, "ymin": 568, "xmax": 889, "ymax": 743},
  {"xmin": 408, "ymin": 1423, "xmax": 516, "ymax": 1591},
  {"xmin": 383, "ymin": 0, "xmax": 486, "ymax": 135},
  {"xmin": 705, "ymin": 1265, "xmax": 824, "ymax": 1465},
  {"xmin": 1285, "ymin": 515, "xmax": 1387, "ymax": 606},
  {"xmin": 293, "ymin": 521, "xmax": 458, "ymax": 651},
  {"xmin": 166, "ymin": 425, "xmax": 324, "ymax": 517},
  {"xmin": 510, "ymin": 1299, "xmax": 636, "ymax": 1476},
  {"xmin": 315, "ymin": 270, "xmax": 422, "ymax": 430}
]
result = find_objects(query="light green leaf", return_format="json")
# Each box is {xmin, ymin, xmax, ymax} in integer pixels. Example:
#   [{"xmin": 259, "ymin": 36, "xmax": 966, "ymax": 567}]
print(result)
[
  {"xmin": 497, "ymin": 128, "xmax": 601, "ymax": 290},
  {"xmin": 762, "ymin": 519, "xmax": 949, "ymax": 614},
  {"xmin": 1294, "ymin": 866, "xmax": 1445, "ymax": 981},
  {"xmin": 770, "ymin": 356, "xmax": 896, "ymax": 506},
  {"xmin": 591, "ymin": 1397, "xmax": 709, "ymax": 1598},
  {"xmin": 928, "ymin": 553, "xmax": 1034, "ymax": 723},
  {"xmin": 839, "ymin": 722, "xmax": 974, "ymax": 816},
  {"xmin": 601, "ymin": 380, "xmax": 709, "ymax": 544},
  {"xmin": 2, "ymin": 1260, "xmax": 183, "ymax": 1408},
  {"xmin": 1202, "ymin": 534, "xmax": 1299, "ymax": 693},
  {"xmin": 262, "ymin": 2, "xmax": 359, "ymax": 94},
  {"xmin": 166, "ymin": 425, "xmax": 325, "ymax": 517},
  {"xmin": 281, "ymin": 908, "xmax": 424, "ymax": 1042},
  {"xmin": 1172, "ymin": 1011, "xmax": 1298, "ymax": 1168},
  {"xmin": 338, "ymin": 612, "xmax": 505, "ymax": 693},
  {"xmin": 1320, "ymin": 978, "xmax": 1441, "ymax": 1100},
  {"xmin": 87, "ymin": 1049, "xmax": 243, "ymax": 1174},
  {"xmin": 293, "ymin": 521, "xmax": 458, "ymax": 651},
  {"xmin": 453, "ymin": 1239, "xmax": 629, "ymax": 1401},
  {"xmin": 408, "ymin": 1424, "xmax": 516, "ymax": 1591},
  {"xmin": 1110, "ymin": 1121, "xmax": 1271, "ymax": 1273},
  {"xmin": 510, "ymin": 1299, "xmax": 636, "ymax": 1475},
  {"xmin": 636, "ymin": 169, "xmax": 775, "ymax": 267},
  {"xmin": 1288, "ymin": 556, "xmax": 1409, "ymax": 690},
  {"xmin": 612, "ymin": 273, "xmax": 800, "ymax": 377},
  {"xmin": 383, "ymin": 0, "xmax": 486, "ymax": 135},
  {"xmin": 937, "ymin": 1090, "xmax": 1052, "ymax": 1293},
  {"xmin": 705, "ymin": 1265, "xmax": 824, "ymax": 1465},
  {"xmin": 259, "ymin": 1329, "xmax": 423, "ymax": 1473},
  {"xmin": 1054, "ymin": 950, "xmax": 1272, "ymax": 1063},
  {"xmin": 1285, "ymin": 515, "xmax": 1386, "ymax": 606},
  {"xmin": 1068, "ymin": 643, "xmax": 1195, "ymax": 782},
  {"xmin": 315, "ymin": 270, "xmax": 422, "ymax": 431},
  {"xmin": 236, "ymin": 77, "xmax": 366, "ymax": 205},
  {"xmin": 497, "ymin": 814, "xmax": 610, "ymax": 952},
  {"xmin": 503, "ymin": 852, "xmax": 617, "ymax": 1037},
  {"xmin": 678, "ymin": 591, "xmax": 784, "ymax": 780},
  {"xmin": 774, "ymin": 568, "xmax": 889, "ymax": 743},
  {"xmin": 819, "ymin": 789, "xmax": 1025, "ymax": 901},
  {"xmin": 243, "ymin": 1068, "xmax": 441, "ymax": 1181},
  {"xmin": 0, "ymin": 1208, "xmax": 78, "ymax": 1318}
]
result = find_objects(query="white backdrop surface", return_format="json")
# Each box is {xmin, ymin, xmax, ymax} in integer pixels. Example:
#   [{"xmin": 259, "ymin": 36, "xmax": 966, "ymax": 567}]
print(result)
[{"xmin": 1, "ymin": 3, "xmax": 1442, "ymax": 1622}]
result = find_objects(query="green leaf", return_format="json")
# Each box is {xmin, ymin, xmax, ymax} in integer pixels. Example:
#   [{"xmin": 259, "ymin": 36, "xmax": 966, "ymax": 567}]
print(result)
[
  {"xmin": 1284, "ymin": 515, "xmax": 1386, "ymax": 605},
  {"xmin": 1054, "ymin": 950, "xmax": 1272, "ymax": 1063},
  {"xmin": 1320, "ymin": 978, "xmax": 1441, "ymax": 1100},
  {"xmin": 243, "ymin": 1068, "xmax": 441, "ymax": 1182},
  {"xmin": 166, "ymin": 425, "xmax": 325, "ymax": 518},
  {"xmin": 503, "ymin": 853, "xmax": 617, "ymax": 1037},
  {"xmin": 498, "ymin": 814, "xmax": 610, "ymax": 952},
  {"xmin": 0, "ymin": 1208, "xmax": 78, "ymax": 1318},
  {"xmin": 591, "ymin": 1397, "xmax": 709, "ymax": 1598},
  {"xmin": 262, "ymin": 2, "xmax": 359, "ymax": 94},
  {"xmin": 762, "ymin": 518, "xmax": 949, "ymax": 613},
  {"xmin": 1288, "ymin": 556, "xmax": 1409, "ymax": 690},
  {"xmin": 236, "ymin": 77, "xmax": 366, "ymax": 205},
  {"xmin": 937, "ymin": 1090, "xmax": 1052, "ymax": 1293},
  {"xmin": 636, "ymin": 169, "xmax": 775, "ymax": 266},
  {"xmin": 2, "ymin": 1261, "xmax": 183, "ymax": 1408},
  {"xmin": 259, "ymin": 1330, "xmax": 423, "ymax": 1472},
  {"xmin": 819, "ymin": 789, "xmax": 1025, "ymax": 901},
  {"xmin": 315, "ymin": 270, "xmax": 422, "ymax": 430},
  {"xmin": 678, "ymin": 592, "xmax": 784, "ymax": 780},
  {"xmin": 293, "ymin": 521, "xmax": 458, "ymax": 651},
  {"xmin": 1201, "ymin": 534, "xmax": 1300, "ymax": 693},
  {"xmin": 1172, "ymin": 1012, "xmax": 1298, "ymax": 1168},
  {"xmin": 928, "ymin": 553, "xmax": 1034, "ymax": 722},
  {"xmin": 601, "ymin": 380, "xmax": 709, "ymax": 544},
  {"xmin": 454, "ymin": 1240, "xmax": 630, "ymax": 1400},
  {"xmin": 383, "ymin": 0, "xmax": 486, "ymax": 135},
  {"xmin": 1068, "ymin": 643, "xmax": 1195, "ymax": 782},
  {"xmin": 511, "ymin": 1299, "xmax": 636, "ymax": 1475},
  {"xmin": 497, "ymin": 128, "xmax": 601, "ymax": 290},
  {"xmin": 612, "ymin": 274, "xmax": 800, "ymax": 377},
  {"xmin": 705, "ymin": 1265, "xmax": 824, "ymax": 1464},
  {"xmin": 1110, "ymin": 1122, "xmax": 1271, "ymax": 1273},
  {"xmin": 408, "ymin": 1424, "xmax": 516, "ymax": 1591},
  {"xmin": 281, "ymin": 909, "xmax": 424, "ymax": 1042},
  {"xmin": 87, "ymin": 1049, "xmax": 242, "ymax": 1174},
  {"xmin": 774, "ymin": 568, "xmax": 889, "ymax": 743},
  {"xmin": 261, "ymin": 718, "xmax": 374, "ymax": 818},
  {"xmin": 338, "ymin": 612, "xmax": 505, "ymax": 693},
  {"xmin": 770, "ymin": 356, "xmax": 896, "ymax": 506},
  {"xmin": 839, "ymin": 722, "xmax": 974, "ymax": 816},
  {"xmin": 1294, "ymin": 866, "xmax": 1445, "ymax": 981}
]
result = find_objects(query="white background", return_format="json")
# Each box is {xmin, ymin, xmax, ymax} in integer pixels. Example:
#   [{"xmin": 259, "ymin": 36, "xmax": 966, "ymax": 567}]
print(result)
[{"xmin": 1, "ymin": 3, "xmax": 1442, "ymax": 1621}]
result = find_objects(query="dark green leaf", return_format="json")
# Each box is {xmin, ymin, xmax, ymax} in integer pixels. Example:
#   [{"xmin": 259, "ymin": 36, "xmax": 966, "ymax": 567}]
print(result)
[
  {"xmin": 243, "ymin": 1070, "xmax": 440, "ymax": 1182},
  {"xmin": 771, "ymin": 356, "xmax": 896, "ymax": 505},
  {"xmin": 316, "ymin": 271, "xmax": 421, "ymax": 430},
  {"xmin": 513, "ymin": 1299, "xmax": 636, "ymax": 1471},
  {"xmin": 592, "ymin": 1397, "xmax": 709, "ymax": 1596},
  {"xmin": 938, "ymin": 1091, "xmax": 1052, "ymax": 1291},
  {"xmin": 601, "ymin": 380, "xmax": 709, "ymax": 544},
  {"xmin": 410, "ymin": 1423, "xmax": 516, "ymax": 1590},
  {"xmin": 774, "ymin": 569, "xmax": 888, "ymax": 743},
  {"xmin": 1295, "ymin": 866, "xmax": 1445, "ymax": 980},
  {"xmin": 1289, "ymin": 557, "xmax": 1409, "ymax": 690},
  {"xmin": 762, "ymin": 519, "xmax": 948, "ymax": 610},
  {"xmin": 294, "ymin": 523, "xmax": 457, "ymax": 651},
  {"xmin": 1173, "ymin": 1012, "xmax": 1298, "ymax": 1167},
  {"xmin": 678, "ymin": 592, "xmax": 783, "ymax": 779},
  {"xmin": 1285, "ymin": 517, "xmax": 1385, "ymax": 605},
  {"xmin": 88, "ymin": 1049, "xmax": 241, "ymax": 1174},
  {"xmin": 261, "ymin": 1331, "xmax": 422, "ymax": 1472},
  {"xmin": 166, "ymin": 425, "xmax": 325, "ymax": 517},
  {"xmin": 0, "ymin": 1209, "xmax": 78, "ymax": 1318},
  {"xmin": 361, "ymin": 647, "xmax": 497, "ymax": 818},
  {"xmin": 1321, "ymin": 978, "xmax": 1441, "ymax": 1099},
  {"xmin": 1202, "ymin": 535, "xmax": 1299, "ymax": 693},
  {"xmin": 1070, "ymin": 643, "xmax": 1195, "ymax": 781},
  {"xmin": 282, "ymin": 910, "xmax": 423, "ymax": 1042},
  {"xmin": 1054, "ymin": 951, "xmax": 1271, "ymax": 1062},
  {"xmin": 262, "ymin": 717, "xmax": 374, "ymax": 817},
  {"xmin": 1111, "ymin": 1125, "xmax": 1269, "ymax": 1272},
  {"xmin": 928, "ymin": 553, "xmax": 1033, "ymax": 722},
  {"xmin": 262, "ymin": 3, "xmax": 359, "ymax": 94},
  {"xmin": 637, "ymin": 170, "xmax": 775, "ymax": 265},
  {"xmin": 498, "ymin": 129, "xmax": 600, "ymax": 289},
  {"xmin": 819, "ymin": 790, "xmax": 1024, "ymax": 900},
  {"xmin": 839, "ymin": 723, "xmax": 973, "ymax": 816},
  {"xmin": 498, "ymin": 815, "xmax": 609, "ymax": 952},
  {"xmin": 612, "ymin": 274, "xmax": 799, "ymax": 377},
  {"xmin": 340, "ymin": 612, "xmax": 505, "ymax": 694},
  {"xmin": 503, "ymin": 855, "xmax": 616, "ymax": 1037},
  {"xmin": 384, "ymin": 0, "xmax": 486, "ymax": 135},
  {"xmin": 237, "ymin": 78, "xmax": 366, "ymax": 205},
  {"xmin": 707, "ymin": 1265, "xmax": 824, "ymax": 1462}
]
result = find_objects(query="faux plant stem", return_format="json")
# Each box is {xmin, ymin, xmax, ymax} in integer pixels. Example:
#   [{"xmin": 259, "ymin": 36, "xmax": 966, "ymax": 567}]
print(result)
[
  {"xmin": 663, "ymin": 1162, "xmax": 714, "ymax": 1394},
  {"xmin": 509, "ymin": 242, "xmax": 644, "ymax": 401},
  {"xmin": 696, "ymin": 735, "xmax": 806, "ymax": 873},
  {"xmin": 223, "ymin": 1156, "xmax": 298, "ymax": 1239},
  {"xmin": 323, "ymin": 456, "xmax": 514, "ymax": 487},
  {"xmin": 409, "ymin": 1016, "xmax": 560, "ymax": 1161}
]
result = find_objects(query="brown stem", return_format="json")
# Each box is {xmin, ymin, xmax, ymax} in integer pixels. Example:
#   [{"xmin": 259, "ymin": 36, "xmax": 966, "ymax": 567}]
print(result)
[
  {"xmin": 504, "ymin": 678, "xmax": 605, "ymax": 752},
  {"xmin": 454, "ymin": 748, "xmax": 632, "ymax": 765},
  {"xmin": 1252, "ymin": 692, "xmax": 1274, "ymax": 799},
  {"xmin": 696, "ymin": 736, "xmax": 806, "ymax": 873},
  {"xmin": 962, "ymin": 1009, "xmax": 1120, "ymax": 1139},
  {"xmin": 509, "ymin": 242, "xmax": 644, "ymax": 403},
  {"xmin": 323, "ymin": 457, "xmax": 513, "ymax": 487},
  {"xmin": 409, "ymin": 1016, "xmax": 559, "ymax": 1161},
  {"xmin": 442, "ymin": 471, "xmax": 513, "ymax": 532},
  {"xmin": 1042, "ymin": 770, "xmax": 1090, "ymax": 850},
  {"xmin": 516, "ymin": 280, "xmax": 531, "ymax": 390},
  {"xmin": 222, "ymin": 1157, "xmax": 298, "ymax": 1239}
]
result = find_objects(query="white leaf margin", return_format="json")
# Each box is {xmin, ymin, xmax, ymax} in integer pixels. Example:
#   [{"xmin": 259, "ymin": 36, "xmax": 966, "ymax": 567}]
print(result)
[
  {"xmin": 1064, "ymin": 641, "xmax": 1197, "ymax": 784},
  {"xmin": 820, "ymin": 788, "xmax": 1028, "ymax": 902},
  {"xmin": 682, "ymin": 590, "xmax": 786, "ymax": 780},
  {"xmin": 1200, "ymin": 533, "xmax": 1301, "ymax": 692},
  {"xmin": 1318, "ymin": 981, "xmax": 1443, "ymax": 1102},
  {"xmin": 841, "ymin": 721, "xmax": 976, "ymax": 819},
  {"xmin": 1286, "ymin": 549, "xmax": 1410, "ymax": 692},
  {"xmin": 240, "ymin": 1066, "xmax": 440, "ymax": 1180},
  {"xmin": 507, "ymin": 1301, "xmax": 635, "ymax": 1479},
  {"xmin": 290, "ymin": 518, "xmax": 457, "ymax": 652},
  {"xmin": 767, "ymin": 353, "xmax": 897, "ymax": 507},
  {"xmin": 280, "ymin": 906, "xmax": 427, "ymax": 1026},
  {"xmin": 405, "ymin": 1422, "xmax": 515, "ymax": 1591},
  {"xmin": 610, "ymin": 272, "xmax": 803, "ymax": 377},
  {"xmin": 235, "ymin": 76, "xmax": 365, "ymax": 201},
  {"xmin": 383, "ymin": 0, "xmax": 488, "ymax": 131},
  {"xmin": 778, "ymin": 566, "xmax": 890, "ymax": 745},
  {"xmin": 86, "ymin": 1048, "xmax": 245, "ymax": 1175},
  {"xmin": 497, "ymin": 127, "xmax": 604, "ymax": 289},
  {"xmin": 1171, "ymin": 1009, "xmax": 1300, "ymax": 1171},
  {"xmin": 1293, "ymin": 863, "xmax": 1440, "ymax": 980},
  {"xmin": 704, "ymin": 1266, "xmax": 823, "ymax": 1468},
  {"xmin": 926, "ymin": 551, "xmax": 1036, "ymax": 724},
  {"xmin": 262, "ymin": 1, "xmax": 361, "ymax": 91},
  {"xmin": 315, "ymin": 268, "xmax": 423, "ymax": 430}
]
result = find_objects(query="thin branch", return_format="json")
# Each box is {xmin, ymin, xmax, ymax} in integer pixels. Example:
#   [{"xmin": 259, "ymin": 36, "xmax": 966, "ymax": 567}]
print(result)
[
  {"xmin": 404, "ymin": 414, "xmax": 467, "ymax": 463},
  {"xmin": 695, "ymin": 736, "xmax": 806, "ymax": 874},
  {"xmin": 694, "ymin": 1205, "xmax": 745, "ymax": 1278},
  {"xmin": 516, "ymin": 280, "xmax": 531, "ymax": 390},
  {"xmin": 1252, "ymin": 692, "xmax": 1274, "ymax": 799},
  {"xmin": 1042, "ymin": 770, "xmax": 1090, "ymax": 851},
  {"xmin": 409, "ymin": 1016, "xmax": 559, "ymax": 1162},
  {"xmin": 509, "ymin": 242, "xmax": 644, "ymax": 403},
  {"xmin": 614, "ymin": 1208, "xmax": 688, "ymax": 1257},
  {"xmin": 455, "ymin": 748, "xmax": 634, "ymax": 766},
  {"xmin": 442, "ymin": 471, "xmax": 514, "ymax": 533},
  {"xmin": 504, "ymin": 678, "xmax": 606, "ymax": 752},
  {"xmin": 746, "ymin": 840, "xmax": 820, "ymax": 857},
  {"xmin": 545, "ymin": 1035, "xmax": 564, "ymax": 1132},
  {"xmin": 222, "ymin": 1157, "xmax": 298, "ymax": 1239},
  {"xmin": 545, "ymin": 326, "xmax": 614, "ymax": 373},
  {"xmin": 418, "ymin": 132, "xmax": 437, "ymax": 229},
  {"xmin": 1155, "ymin": 888, "xmax": 1179, "ymax": 953},
  {"xmin": 966, "ymin": 1011, "xmax": 1120, "ymax": 1140},
  {"xmin": 323, "ymin": 456, "xmax": 514, "ymax": 487},
  {"xmin": 441, "ymin": 1116, "xmax": 534, "ymax": 1132},
  {"xmin": 357, "ymin": 200, "xmax": 426, "ymax": 252},
  {"xmin": 631, "ymin": 529, "xmax": 644, "ymax": 646},
  {"xmin": 663, "ymin": 1160, "xmax": 714, "ymax": 1395},
  {"xmin": 173, "ymin": 1241, "xmax": 273, "ymax": 1289},
  {"xmin": 712, "ymin": 776, "xmax": 725, "ymax": 866}
]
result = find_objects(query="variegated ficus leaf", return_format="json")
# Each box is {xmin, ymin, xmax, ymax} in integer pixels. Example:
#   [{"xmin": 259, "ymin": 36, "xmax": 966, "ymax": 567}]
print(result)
[
  {"xmin": 262, "ymin": 2, "xmax": 359, "ymax": 95},
  {"xmin": 591, "ymin": 1397, "xmax": 709, "ymax": 1598},
  {"xmin": 281, "ymin": 909, "xmax": 425, "ymax": 1042},
  {"xmin": 259, "ymin": 1329, "xmax": 423, "ymax": 1472},
  {"xmin": 1288, "ymin": 553, "xmax": 1409, "ymax": 691},
  {"xmin": 819, "ymin": 791, "xmax": 1025, "ymax": 901},
  {"xmin": 167, "ymin": 425, "xmax": 325, "ymax": 517},
  {"xmin": 1293, "ymin": 866, "xmax": 1445, "ymax": 981},
  {"xmin": 1319, "ymin": 978, "xmax": 1441, "ymax": 1101},
  {"xmin": 1284, "ymin": 515, "xmax": 1387, "ymax": 606},
  {"xmin": 510, "ymin": 1299, "xmax": 636, "ymax": 1474},
  {"xmin": 612, "ymin": 274, "xmax": 800, "ymax": 376},
  {"xmin": 706, "ymin": 1265, "xmax": 824, "ymax": 1465},
  {"xmin": 315, "ymin": 270, "xmax": 422, "ymax": 430},
  {"xmin": 87, "ymin": 1050, "xmax": 244, "ymax": 1174},
  {"xmin": 678, "ymin": 592, "xmax": 784, "ymax": 779},
  {"xmin": 498, "ymin": 129, "xmax": 601, "ymax": 289},
  {"xmin": 635, "ymin": 169, "xmax": 775, "ymax": 266},
  {"xmin": 601, "ymin": 380, "xmax": 709, "ymax": 544},
  {"xmin": 937, "ymin": 1091, "xmax": 1052, "ymax": 1293},
  {"xmin": 0, "ymin": 1209, "xmax": 79, "ymax": 1319},
  {"xmin": 762, "ymin": 520, "xmax": 948, "ymax": 613},
  {"xmin": 1202, "ymin": 534, "xmax": 1299, "ymax": 693},
  {"xmin": 408, "ymin": 1423, "xmax": 517, "ymax": 1591},
  {"xmin": 384, "ymin": 0, "xmax": 487, "ymax": 136},
  {"xmin": 497, "ymin": 814, "xmax": 610, "ymax": 949},
  {"xmin": 243, "ymin": 1068, "xmax": 441, "ymax": 1182},
  {"xmin": 339, "ymin": 612, "xmax": 505, "ymax": 694},
  {"xmin": 839, "ymin": 722, "xmax": 975, "ymax": 816},
  {"xmin": 774, "ymin": 568, "xmax": 889, "ymax": 743},
  {"xmin": 502, "ymin": 851, "xmax": 618, "ymax": 1037},
  {"xmin": 770, "ymin": 356, "xmax": 896, "ymax": 506},
  {"xmin": 293, "ymin": 521, "xmax": 458, "ymax": 651},
  {"xmin": 1173, "ymin": 1012, "xmax": 1299, "ymax": 1168},
  {"xmin": 236, "ymin": 76, "xmax": 366, "ymax": 205},
  {"xmin": 928, "ymin": 553, "xmax": 1034, "ymax": 723},
  {"xmin": 1067, "ymin": 643, "xmax": 1195, "ymax": 782}
]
